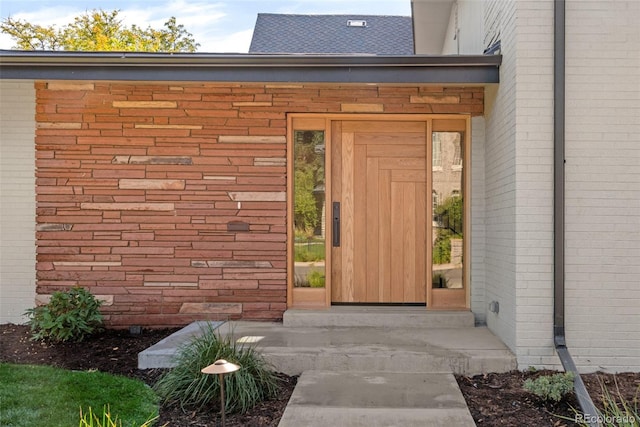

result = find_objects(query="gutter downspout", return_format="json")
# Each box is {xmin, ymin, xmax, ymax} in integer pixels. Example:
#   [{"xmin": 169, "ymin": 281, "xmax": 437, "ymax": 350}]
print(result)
[{"xmin": 553, "ymin": 1, "xmax": 600, "ymax": 425}]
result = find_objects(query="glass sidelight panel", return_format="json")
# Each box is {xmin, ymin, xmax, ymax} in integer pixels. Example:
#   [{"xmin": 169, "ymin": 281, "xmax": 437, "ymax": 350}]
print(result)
[
  {"xmin": 432, "ymin": 131, "xmax": 464, "ymax": 290},
  {"xmin": 293, "ymin": 130, "xmax": 326, "ymax": 288}
]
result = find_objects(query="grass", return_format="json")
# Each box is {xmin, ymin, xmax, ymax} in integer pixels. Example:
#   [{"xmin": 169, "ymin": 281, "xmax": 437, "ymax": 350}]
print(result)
[
  {"xmin": 294, "ymin": 241, "xmax": 325, "ymax": 262},
  {"xmin": 0, "ymin": 363, "xmax": 159, "ymax": 427}
]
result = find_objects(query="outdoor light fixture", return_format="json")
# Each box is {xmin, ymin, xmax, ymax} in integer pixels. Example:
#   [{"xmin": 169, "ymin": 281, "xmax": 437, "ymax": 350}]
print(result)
[{"xmin": 201, "ymin": 359, "xmax": 241, "ymax": 427}]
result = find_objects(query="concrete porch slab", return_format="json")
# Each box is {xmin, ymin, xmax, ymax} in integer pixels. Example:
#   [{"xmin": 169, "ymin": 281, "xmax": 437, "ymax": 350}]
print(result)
[
  {"xmin": 139, "ymin": 320, "xmax": 515, "ymax": 375},
  {"xmin": 216, "ymin": 321, "xmax": 515, "ymax": 375},
  {"xmin": 278, "ymin": 371, "xmax": 476, "ymax": 427}
]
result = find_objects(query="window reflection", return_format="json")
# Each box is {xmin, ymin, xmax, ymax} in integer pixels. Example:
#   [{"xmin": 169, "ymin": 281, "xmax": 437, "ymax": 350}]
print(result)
[
  {"xmin": 432, "ymin": 132, "xmax": 464, "ymax": 289},
  {"xmin": 293, "ymin": 130, "xmax": 326, "ymax": 288}
]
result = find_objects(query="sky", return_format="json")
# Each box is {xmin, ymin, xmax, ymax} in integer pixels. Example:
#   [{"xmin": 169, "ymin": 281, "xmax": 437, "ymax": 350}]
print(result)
[{"xmin": 0, "ymin": 0, "xmax": 412, "ymax": 53}]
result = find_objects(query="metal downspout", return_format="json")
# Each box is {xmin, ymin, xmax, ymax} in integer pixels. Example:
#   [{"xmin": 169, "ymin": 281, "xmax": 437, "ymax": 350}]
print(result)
[{"xmin": 553, "ymin": 1, "xmax": 600, "ymax": 424}]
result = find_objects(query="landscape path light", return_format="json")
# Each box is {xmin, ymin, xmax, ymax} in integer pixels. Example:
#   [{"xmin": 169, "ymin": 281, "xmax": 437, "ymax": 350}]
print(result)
[{"xmin": 201, "ymin": 359, "xmax": 241, "ymax": 427}]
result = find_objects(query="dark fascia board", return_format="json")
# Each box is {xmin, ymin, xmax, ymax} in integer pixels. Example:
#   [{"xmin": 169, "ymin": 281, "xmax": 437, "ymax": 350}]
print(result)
[{"xmin": 0, "ymin": 51, "xmax": 501, "ymax": 84}]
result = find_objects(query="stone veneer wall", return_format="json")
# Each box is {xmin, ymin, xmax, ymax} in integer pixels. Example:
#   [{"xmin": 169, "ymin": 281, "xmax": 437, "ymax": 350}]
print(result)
[{"xmin": 35, "ymin": 81, "xmax": 483, "ymax": 327}]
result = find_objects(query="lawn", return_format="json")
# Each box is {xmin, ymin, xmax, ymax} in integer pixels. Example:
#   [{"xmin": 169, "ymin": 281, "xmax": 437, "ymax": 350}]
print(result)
[
  {"xmin": 294, "ymin": 240, "xmax": 326, "ymax": 262},
  {"xmin": 0, "ymin": 363, "xmax": 159, "ymax": 427}
]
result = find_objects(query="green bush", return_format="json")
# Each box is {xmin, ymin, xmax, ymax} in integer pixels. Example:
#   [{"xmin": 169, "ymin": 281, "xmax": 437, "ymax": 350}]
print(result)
[
  {"xmin": 523, "ymin": 372, "xmax": 575, "ymax": 402},
  {"xmin": 432, "ymin": 230, "xmax": 452, "ymax": 264},
  {"xmin": 308, "ymin": 269, "xmax": 325, "ymax": 288},
  {"xmin": 79, "ymin": 406, "xmax": 160, "ymax": 427},
  {"xmin": 154, "ymin": 323, "xmax": 279, "ymax": 414},
  {"xmin": 25, "ymin": 287, "xmax": 103, "ymax": 342}
]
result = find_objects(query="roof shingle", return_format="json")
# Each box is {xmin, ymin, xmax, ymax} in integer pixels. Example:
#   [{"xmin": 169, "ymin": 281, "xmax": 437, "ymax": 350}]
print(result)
[{"xmin": 249, "ymin": 14, "xmax": 414, "ymax": 55}]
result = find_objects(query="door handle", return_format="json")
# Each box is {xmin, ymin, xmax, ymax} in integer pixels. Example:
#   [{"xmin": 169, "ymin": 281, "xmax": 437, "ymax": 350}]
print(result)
[{"xmin": 332, "ymin": 202, "xmax": 340, "ymax": 247}]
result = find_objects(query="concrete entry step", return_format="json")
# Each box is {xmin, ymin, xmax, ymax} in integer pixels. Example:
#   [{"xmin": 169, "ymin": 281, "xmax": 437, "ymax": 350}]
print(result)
[
  {"xmin": 139, "ymin": 320, "xmax": 516, "ymax": 375},
  {"xmin": 215, "ymin": 321, "xmax": 515, "ymax": 376},
  {"xmin": 283, "ymin": 307, "xmax": 475, "ymax": 328},
  {"xmin": 278, "ymin": 371, "xmax": 476, "ymax": 427},
  {"xmin": 138, "ymin": 320, "xmax": 223, "ymax": 369}
]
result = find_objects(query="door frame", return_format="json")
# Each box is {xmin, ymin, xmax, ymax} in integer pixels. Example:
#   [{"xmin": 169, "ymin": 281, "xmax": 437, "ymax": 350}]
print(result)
[{"xmin": 287, "ymin": 113, "xmax": 471, "ymax": 310}]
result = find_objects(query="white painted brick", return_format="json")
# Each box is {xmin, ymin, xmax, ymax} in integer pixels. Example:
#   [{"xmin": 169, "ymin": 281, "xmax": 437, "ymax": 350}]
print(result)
[
  {"xmin": 0, "ymin": 80, "xmax": 36, "ymax": 324},
  {"xmin": 478, "ymin": 0, "xmax": 640, "ymax": 372},
  {"xmin": 471, "ymin": 116, "xmax": 487, "ymax": 324}
]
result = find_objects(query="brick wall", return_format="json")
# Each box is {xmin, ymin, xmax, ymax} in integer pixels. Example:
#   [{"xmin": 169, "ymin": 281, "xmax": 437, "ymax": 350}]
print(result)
[
  {"xmin": 35, "ymin": 82, "xmax": 483, "ymax": 327},
  {"xmin": 483, "ymin": 0, "xmax": 518, "ymax": 353},
  {"xmin": 512, "ymin": 0, "xmax": 556, "ymax": 369},
  {"xmin": 483, "ymin": 0, "xmax": 640, "ymax": 372},
  {"xmin": 564, "ymin": 0, "xmax": 640, "ymax": 372},
  {"xmin": 483, "ymin": 0, "xmax": 557, "ymax": 368},
  {"xmin": 470, "ymin": 116, "xmax": 486, "ymax": 324},
  {"xmin": 0, "ymin": 80, "xmax": 36, "ymax": 324}
]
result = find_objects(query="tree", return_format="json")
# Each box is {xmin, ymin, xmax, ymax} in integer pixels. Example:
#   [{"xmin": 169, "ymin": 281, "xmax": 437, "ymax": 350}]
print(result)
[
  {"xmin": 1, "ymin": 9, "xmax": 199, "ymax": 52},
  {"xmin": 293, "ymin": 131, "xmax": 325, "ymax": 237}
]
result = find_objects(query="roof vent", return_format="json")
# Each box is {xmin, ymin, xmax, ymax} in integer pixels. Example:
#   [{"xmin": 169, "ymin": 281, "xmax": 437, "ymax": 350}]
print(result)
[{"xmin": 347, "ymin": 20, "xmax": 367, "ymax": 27}]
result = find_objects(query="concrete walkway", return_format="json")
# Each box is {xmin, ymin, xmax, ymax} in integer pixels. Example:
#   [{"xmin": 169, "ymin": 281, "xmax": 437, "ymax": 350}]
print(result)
[
  {"xmin": 139, "ymin": 308, "xmax": 515, "ymax": 426},
  {"xmin": 279, "ymin": 371, "xmax": 475, "ymax": 427}
]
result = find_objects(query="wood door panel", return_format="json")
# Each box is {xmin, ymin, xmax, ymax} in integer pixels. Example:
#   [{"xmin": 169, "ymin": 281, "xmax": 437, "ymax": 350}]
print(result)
[
  {"xmin": 392, "ymin": 169, "xmax": 427, "ymax": 182},
  {"xmin": 354, "ymin": 133, "xmax": 425, "ymax": 145},
  {"xmin": 332, "ymin": 121, "xmax": 427, "ymax": 303},
  {"xmin": 366, "ymin": 145, "xmax": 426, "ymax": 158},
  {"xmin": 379, "ymin": 158, "xmax": 425, "ymax": 170},
  {"xmin": 378, "ymin": 169, "xmax": 393, "ymax": 302},
  {"xmin": 342, "ymin": 121, "xmax": 426, "ymax": 133}
]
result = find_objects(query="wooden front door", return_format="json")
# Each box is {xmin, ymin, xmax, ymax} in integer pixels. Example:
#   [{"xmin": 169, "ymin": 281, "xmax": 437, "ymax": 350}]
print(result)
[{"xmin": 331, "ymin": 120, "xmax": 428, "ymax": 303}]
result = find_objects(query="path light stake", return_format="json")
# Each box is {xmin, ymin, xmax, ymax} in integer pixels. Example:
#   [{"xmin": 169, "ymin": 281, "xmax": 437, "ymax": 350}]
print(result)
[{"xmin": 201, "ymin": 359, "xmax": 240, "ymax": 427}]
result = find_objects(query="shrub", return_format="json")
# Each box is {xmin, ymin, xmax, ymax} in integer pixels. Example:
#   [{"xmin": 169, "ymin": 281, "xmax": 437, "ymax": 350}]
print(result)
[
  {"xmin": 432, "ymin": 230, "xmax": 452, "ymax": 264},
  {"xmin": 523, "ymin": 372, "xmax": 575, "ymax": 402},
  {"xmin": 154, "ymin": 323, "xmax": 279, "ymax": 414},
  {"xmin": 25, "ymin": 287, "xmax": 103, "ymax": 342},
  {"xmin": 308, "ymin": 269, "xmax": 325, "ymax": 288}
]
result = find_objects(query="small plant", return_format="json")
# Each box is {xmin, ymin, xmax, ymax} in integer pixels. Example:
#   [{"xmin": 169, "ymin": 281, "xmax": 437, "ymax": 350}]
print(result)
[
  {"xmin": 79, "ymin": 406, "xmax": 160, "ymax": 427},
  {"xmin": 308, "ymin": 269, "xmax": 325, "ymax": 288},
  {"xmin": 154, "ymin": 323, "xmax": 279, "ymax": 414},
  {"xmin": 25, "ymin": 287, "xmax": 103, "ymax": 342},
  {"xmin": 523, "ymin": 372, "xmax": 575, "ymax": 402}
]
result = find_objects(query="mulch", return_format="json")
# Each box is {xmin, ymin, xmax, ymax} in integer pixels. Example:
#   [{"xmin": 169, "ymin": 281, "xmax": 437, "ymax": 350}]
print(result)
[
  {"xmin": 456, "ymin": 370, "xmax": 639, "ymax": 426},
  {"xmin": 1, "ymin": 323, "xmax": 638, "ymax": 426}
]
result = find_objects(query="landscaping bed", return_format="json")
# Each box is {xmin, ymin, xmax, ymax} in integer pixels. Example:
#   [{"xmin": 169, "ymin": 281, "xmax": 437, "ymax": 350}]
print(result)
[
  {"xmin": 1, "ymin": 323, "xmax": 638, "ymax": 426},
  {"xmin": 0, "ymin": 324, "xmax": 295, "ymax": 426},
  {"xmin": 457, "ymin": 370, "xmax": 639, "ymax": 426}
]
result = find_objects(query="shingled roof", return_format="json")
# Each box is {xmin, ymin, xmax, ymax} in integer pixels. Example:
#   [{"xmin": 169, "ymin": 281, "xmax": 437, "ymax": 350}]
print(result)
[{"xmin": 249, "ymin": 14, "xmax": 414, "ymax": 55}]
